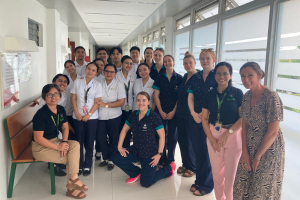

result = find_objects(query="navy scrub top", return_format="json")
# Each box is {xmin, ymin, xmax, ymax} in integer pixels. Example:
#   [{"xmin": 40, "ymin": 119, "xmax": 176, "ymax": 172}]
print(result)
[
  {"xmin": 176, "ymin": 71, "xmax": 199, "ymax": 120},
  {"xmin": 187, "ymin": 70, "xmax": 215, "ymax": 114},
  {"xmin": 152, "ymin": 70, "xmax": 183, "ymax": 113},
  {"xmin": 125, "ymin": 108, "xmax": 164, "ymax": 158},
  {"xmin": 150, "ymin": 64, "xmax": 166, "ymax": 81}
]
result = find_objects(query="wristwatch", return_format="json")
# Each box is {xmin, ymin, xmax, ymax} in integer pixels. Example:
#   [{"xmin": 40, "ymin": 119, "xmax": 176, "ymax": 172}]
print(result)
[
  {"xmin": 158, "ymin": 152, "xmax": 163, "ymax": 156},
  {"xmin": 229, "ymin": 129, "xmax": 233, "ymax": 134},
  {"xmin": 88, "ymin": 112, "xmax": 92, "ymax": 116},
  {"xmin": 105, "ymin": 104, "xmax": 108, "ymax": 108}
]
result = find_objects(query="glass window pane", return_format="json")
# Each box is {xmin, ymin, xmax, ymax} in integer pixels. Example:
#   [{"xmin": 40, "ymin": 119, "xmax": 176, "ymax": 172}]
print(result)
[
  {"xmin": 143, "ymin": 36, "xmax": 147, "ymax": 43},
  {"xmin": 142, "ymin": 44, "xmax": 146, "ymax": 55},
  {"xmin": 195, "ymin": 2, "xmax": 219, "ymax": 23},
  {"xmin": 175, "ymin": 31, "xmax": 190, "ymax": 75},
  {"xmin": 147, "ymin": 33, "xmax": 152, "ymax": 41},
  {"xmin": 161, "ymin": 27, "xmax": 165, "ymax": 36},
  {"xmin": 221, "ymin": 6, "xmax": 270, "ymax": 93},
  {"xmin": 274, "ymin": 0, "xmax": 300, "ymax": 135},
  {"xmin": 225, "ymin": 0, "xmax": 255, "ymax": 11},
  {"xmin": 153, "ymin": 41, "xmax": 159, "ymax": 49},
  {"xmin": 147, "ymin": 43, "xmax": 152, "ymax": 47},
  {"xmin": 192, "ymin": 22, "xmax": 218, "ymax": 69},
  {"xmin": 176, "ymin": 15, "xmax": 190, "ymax": 30},
  {"xmin": 153, "ymin": 30, "xmax": 159, "ymax": 39}
]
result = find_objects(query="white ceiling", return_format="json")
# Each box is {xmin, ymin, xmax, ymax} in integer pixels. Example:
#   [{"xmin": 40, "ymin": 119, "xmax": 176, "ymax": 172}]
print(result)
[{"xmin": 70, "ymin": 0, "xmax": 166, "ymax": 47}]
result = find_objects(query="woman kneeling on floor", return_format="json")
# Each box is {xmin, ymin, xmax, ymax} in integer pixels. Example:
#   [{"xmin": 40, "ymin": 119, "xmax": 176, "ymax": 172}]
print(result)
[
  {"xmin": 113, "ymin": 91, "xmax": 176, "ymax": 187},
  {"xmin": 32, "ymin": 84, "xmax": 88, "ymax": 199}
]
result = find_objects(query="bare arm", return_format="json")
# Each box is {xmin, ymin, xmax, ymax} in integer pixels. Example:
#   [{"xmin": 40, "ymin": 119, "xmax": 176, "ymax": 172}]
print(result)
[
  {"xmin": 154, "ymin": 90, "xmax": 167, "ymax": 119},
  {"xmin": 98, "ymin": 98, "xmax": 125, "ymax": 108},
  {"xmin": 150, "ymin": 128, "xmax": 165, "ymax": 167},
  {"xmin": 117, "ymin": 124, "xmax": 131, "ymax": 157},
  {"xmin": 188, "ymin": 93, "xmax": 201, "ymax": 123},
  {"xmin": 82, "ymin": 97, "xmax": 101, "ymax": 122},
  {"xmin": 61, "ymin": 122, "xmax": 69, "ymax": 141},
  {"xmin": 71, "ymin": 94, "xmax": 82, "ymax": 121}
]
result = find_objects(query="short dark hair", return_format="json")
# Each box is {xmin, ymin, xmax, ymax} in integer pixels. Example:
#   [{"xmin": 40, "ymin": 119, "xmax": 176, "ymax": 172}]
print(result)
[
  {"xmin": 93, "ymin": 58, "xmax": 105, "ymax": 64},
  {"xmin": 130, "ymin": 46, "xmax": 140, "ymax": 53},
  {"xmin": 214, "ymin": 62, "xmax": 233, "ymax": 87},
  {"xmin": 42, "ymin": 84, "xmax": 61, "ymax": 100},
  {"xmin": 96, "ymin": 47, "xmax": 109, "ymax": 55},
  {"xmin": 154, "ymin": 47, "xmax": 165, "ymax": 55},
  {"xmin": 52, "ymin": 74, "xmax": 70, "ymax": 85},
  {"xmin": 64, "ymin": 60, "xmax": 75, "ymax": 68},
  {"xmin": 137, "ymin": 91, "xmax": 151, "ymax": 108},
  {"xmin": 144, "ymin": 47, "xmax": 153, "ymax": 55},
  {"xmin": 164, "ymin": 55, "xmax": 175, "ymax": 62},
  {"xmin": 240, "ymin": 62, "xmax": 265, "ymax": 79},
  {"xmin": 110, "ymin": 47, "xmax": 123, "ymax": 55},
  {"xmin": 121, "ymin": 55, "xmax": 132, "ymax": 63},
  {"xmin": 104, "ymin": 63, "xmax": 117, "ymax": 73},
  {"xmin": 137, "ymin": 63, "xmax": 150, "ymax": 71},
  {"xmin": 74, "ymin": 46, "xmax": 85, "ymax": 53},
  {"xmin": 86, "ymin": 62, "xmax": 99, "ymax": 72}
]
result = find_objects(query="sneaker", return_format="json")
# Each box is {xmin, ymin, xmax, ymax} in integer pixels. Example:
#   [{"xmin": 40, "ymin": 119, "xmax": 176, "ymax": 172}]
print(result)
[
  {"xmin": 126, "ymin": 174, "xmax": 141, "ymax": 183},
  {"xmin": 83, "ymin": 168, "xmax": 91, "ymax": 176},
  {"xmin": 95, "ymin": 152, "xmax": 102, "ymax": 160},
  {"xmin": 169, "ymin": 162, "xmax": 176, "ymax": 176},
  {"xmin": 107, "ymin": 161, "xmax": 114, "ymax": 171}
]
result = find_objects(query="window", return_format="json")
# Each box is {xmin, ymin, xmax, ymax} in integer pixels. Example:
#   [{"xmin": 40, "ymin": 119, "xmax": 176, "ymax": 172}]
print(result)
[
  {"xmin": 142, "ymin": 44, "xmax": 146, "ymax": 55},
  {"xmin": 221, "ymin": 6, "xmax": 270, "ymax": 93},
  {"xmin": 152, "ymin": 41, "xmax": 159, "ymax": 49},
  {"xmin": 176, "ymin": 15, "xmax": 190, "ymax": 30},
  {"xmin": 147, "ymin": 33, "xmax": 152, "ymax": 41},
  {"xmin": 225, "ymin": 0, "xmax": 255, "ymax": 11},
  {"xmin": 161, "ymin": 27, "xmax": 165, "ymax": 36},
  {"xmin": 195, "ymin": 1, "xmax": 219, "ymax": 23},
  {"xmin": 143, "ymin": 36, "xmax": 147, "ymax": 43},
  {"xmin": 147, "ymin": 43, "xmax": 152, "ymax": 47},
  {"xmin": 28, "ymin": 19, "xmax": 40, "ymax": 46},
  {"xmin": 274, "ymin": 0, "xmax": 300, "ymax": 133},
  {"xmin": 192, "ymin": 23, "xmax": 218, "ymax": 69},
  {"xmin": 153, "ymin": 30, "xmax": 159, "ymax": 39},
  {"xmin": 175, "ymin": 31, "xmax": 190, "ymax": 75}
]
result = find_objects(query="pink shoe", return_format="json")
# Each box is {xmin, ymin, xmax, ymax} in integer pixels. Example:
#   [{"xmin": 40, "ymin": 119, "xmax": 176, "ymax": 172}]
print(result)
[
  {"xmin": 169, "ymin": 162, "xmax": 176, "ymax": 176},
  {"xmin": 126, "ymin": 174, "xmax": 141, "ymax": 183}
]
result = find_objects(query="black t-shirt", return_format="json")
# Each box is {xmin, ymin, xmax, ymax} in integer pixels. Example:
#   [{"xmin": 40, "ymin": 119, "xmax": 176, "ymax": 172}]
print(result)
[
  {"xmin": 32, "ymin": 104, "xmax": 68, "ymax": 141},
  {"xmin": 202, "ymin": 86, "xmax": 243, "ymax": 125},
  {"xmin": 150, "ymin": 64, "xmax": 166, "ymax": 81}
]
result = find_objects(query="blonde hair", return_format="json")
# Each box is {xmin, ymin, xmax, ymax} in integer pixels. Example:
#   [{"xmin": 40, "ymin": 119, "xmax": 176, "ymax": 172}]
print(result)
[
  {"xmin": 183, "ymin": 51, "xmax": 195, "ymax": 61},
  {"xmin": 200, "ymin": 48, "xmax": 215, "ymax": 60}
]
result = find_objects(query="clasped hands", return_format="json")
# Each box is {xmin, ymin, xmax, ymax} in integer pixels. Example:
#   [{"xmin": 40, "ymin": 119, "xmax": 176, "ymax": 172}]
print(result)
[
  {"xmin": 159, "ymin": 110, "xmax": 175, "ymax": 120},
  {"xmin": 57, "ymin": 142, "xmax": 69, "ymax": 157}
]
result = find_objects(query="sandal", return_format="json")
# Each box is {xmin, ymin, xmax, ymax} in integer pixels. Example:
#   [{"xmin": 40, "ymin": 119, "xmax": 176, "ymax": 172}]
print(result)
[
  {"xmin": 66, "ymin": 189, "xmax": 86, "ymax": 199},
  {"xmin": 177, "ymin": 166, "xmax": 187, "ymax": 174},
  {"xmin": 193, "ymin": 188, "xmax": 208, "ymax": 196},
  {"xmin": 182, "ymin": 170, "xmax": 195, "ymax": 177},
  {"xmin": 190, "ymin": 184, "xmax": 198, "ymax": 192},
  {"xmin": 66, "ymin": 178, "xmax": 88, "ymax": 191}
]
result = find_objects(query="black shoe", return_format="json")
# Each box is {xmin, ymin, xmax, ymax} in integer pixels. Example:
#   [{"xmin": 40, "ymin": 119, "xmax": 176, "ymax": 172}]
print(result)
[
  {"xmin": 99, "ymin": 161, "xmax": 108, "ymax": 167},
  {"xmin": 95, "ymin": 153, "xmax": 101, "ymax": 160},
  {"xmin": 107, "ymin": 164, "xmax": 114, "ymax": 171},
  {"xmin": 60, "ymin": 164, "xmax": 66, "ymax": 170},
  {"xmin": 78, "ymin": 169, "xmax": 83, "ymax": 176},
  {"xmin": 83, "ymin": 168, "xmax": 91, "ymax": 176},
  {"xmin": 55, "ymin": 166, "xmax": 67, "ymax": 176}
]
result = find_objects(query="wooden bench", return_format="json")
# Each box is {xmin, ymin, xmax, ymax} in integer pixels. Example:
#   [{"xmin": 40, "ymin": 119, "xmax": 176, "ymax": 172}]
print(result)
[{"xmin": 4, "ymin": 100, "xmax": 56, "ymax": 198}]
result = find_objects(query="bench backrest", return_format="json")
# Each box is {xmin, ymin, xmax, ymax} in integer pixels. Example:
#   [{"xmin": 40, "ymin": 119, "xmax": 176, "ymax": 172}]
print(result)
[{"xmin": 4, "ymin": 100, "xmax": 39, "ymax": 160}]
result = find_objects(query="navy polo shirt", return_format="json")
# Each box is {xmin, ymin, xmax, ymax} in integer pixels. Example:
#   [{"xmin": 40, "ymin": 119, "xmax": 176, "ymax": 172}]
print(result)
[
  {"xmin": 152, "ymin": 70, "xmax": 183, "ymax": 113},
  {"xmin": 187, "ymin": 70, "xmax": 215, "ymax": 113},
  {"xmin": 125, "ymin": 108, "xmax": 164, "ymax": 158},
  {"xmin": 176, "ymin": 71, "xmax": 199, "ymax": 119},
  {"xmin": 150, "ymin": 64, "xmax": 166, "ymax": 81},
  {"xmin": 202, "ymin": 86, "xmax": 243, "ymax": 125}
]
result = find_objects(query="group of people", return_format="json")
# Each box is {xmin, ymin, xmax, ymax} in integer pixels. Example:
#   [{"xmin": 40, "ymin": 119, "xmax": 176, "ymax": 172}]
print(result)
[{"xmin": 31, "ymin": 45, "xmax": 285, "ymax": 200}]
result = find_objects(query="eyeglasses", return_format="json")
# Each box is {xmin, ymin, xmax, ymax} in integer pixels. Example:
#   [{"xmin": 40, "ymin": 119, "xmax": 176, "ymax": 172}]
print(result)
[
  {"xmin": 124, "ymin": 62, "xmax": 133, "ymax": 65},
  {"xmin": 98, "ymin": 53, "xmax": 107, "ymax": 56},
  {"xmin": 216, "ymin": 72, "xmax": 230, "ymax": 77},
  {"xmin": 46, "ymin": 93, "xmax": 60, "ymax": 98},
  {"xmin": 104, "ymin": 70, "xmax": 116, "ymax": 74}
]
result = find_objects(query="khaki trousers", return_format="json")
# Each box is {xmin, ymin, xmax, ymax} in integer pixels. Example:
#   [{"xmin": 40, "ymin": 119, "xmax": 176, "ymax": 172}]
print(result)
[{"xmin": 32, "ymin": 138, "xmax": 80, "ymax": 180}]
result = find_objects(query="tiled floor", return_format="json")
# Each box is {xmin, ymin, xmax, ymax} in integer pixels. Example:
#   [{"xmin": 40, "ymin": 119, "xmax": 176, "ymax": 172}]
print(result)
[{"xmin": 9, "ymin": 130, "xmax": 299, "ymax": 200}]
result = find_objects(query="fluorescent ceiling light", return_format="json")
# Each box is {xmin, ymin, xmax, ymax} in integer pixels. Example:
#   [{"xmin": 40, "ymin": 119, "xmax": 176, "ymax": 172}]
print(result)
[
  {"xmin": 85, "ymin": 12, "xmax": 143, "ymax": 17},
  {"xmin": 91, "ymin": 27, "xmax": 130, "ymax": 30},
  {"xmin": 93, "ymin": 32, "xmax": 129, "ymax": 34},
  {"xmin": 94, "ymin": 0, "xmax": 156, "ymax": 5},
  {"xmin": 89, "ymin": 22, "xmax": 137, "ymax": 25}
]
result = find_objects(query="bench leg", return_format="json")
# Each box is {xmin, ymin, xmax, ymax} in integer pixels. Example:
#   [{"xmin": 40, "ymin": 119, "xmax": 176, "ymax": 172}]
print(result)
[
  {"xmin": 7, "ymin": 163, "xmax": 17, "ymax": 198},
  {"xmin": 49, "ymin": 163, "xmax": 56, "ymax": 195}
]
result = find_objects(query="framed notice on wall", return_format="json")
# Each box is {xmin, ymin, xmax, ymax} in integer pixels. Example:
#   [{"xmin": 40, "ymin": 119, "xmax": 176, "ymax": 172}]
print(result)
[{"xmin": 0, "ymin": 53, "xmax": 20, "ymax": 109}]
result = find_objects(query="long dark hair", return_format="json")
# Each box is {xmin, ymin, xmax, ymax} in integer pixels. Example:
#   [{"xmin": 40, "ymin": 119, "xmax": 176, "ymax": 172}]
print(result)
[{"xmin": 214, "ymin": 62, "xmax": 233, "ymax": 87}]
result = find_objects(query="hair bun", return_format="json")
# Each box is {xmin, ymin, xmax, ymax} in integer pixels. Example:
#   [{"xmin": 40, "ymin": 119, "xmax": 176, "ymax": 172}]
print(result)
[{"xmin": 185, "ymin": 51, "xmax": 190, "ymax": 56}]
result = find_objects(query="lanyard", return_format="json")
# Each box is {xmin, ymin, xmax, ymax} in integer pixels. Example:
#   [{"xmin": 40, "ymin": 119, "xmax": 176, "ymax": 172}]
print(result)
[
  {"xmin": 124, "ymin": 80, "xmax": 130, "ymax": 104},
  {"xmin": 84, "ymin": 87, "xmax": 91, "ymax": 104},
  {"xmin": 216, "ymin": 92, "xmax": 227, "ymax": 120},
  {"xmin": 51, "ymin": 115, "xmax": 60, "ymax": 140}
]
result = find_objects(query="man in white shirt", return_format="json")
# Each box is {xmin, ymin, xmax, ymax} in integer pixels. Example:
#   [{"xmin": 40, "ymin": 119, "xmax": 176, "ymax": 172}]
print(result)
[
  {"xmin": 63, "ymin": 46, "xmax": 89, "ymax": 76},
  {"xmin": 96, "ymin": 47, "xmax": 109, "ymax": 66},
  {"xmin": 110, "ymin": 47, "xmax": 123, "ymax": 72},
  {"xmin": 130, "ymin": 46, "xmax": 141, "ymax": 74}
]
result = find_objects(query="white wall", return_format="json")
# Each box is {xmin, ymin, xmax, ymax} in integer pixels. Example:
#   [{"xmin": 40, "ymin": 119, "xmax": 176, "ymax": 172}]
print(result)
[
  {"xmin": 60, "ymin": 21, "xmax": 69, "ymax": 73},
  {"xmin": 0, "ymin": 0, "xmax": 63, "ymax": 199},
  {"xmin": 69, "ymin": 32, "xmax": 90, "ymax": 57}
]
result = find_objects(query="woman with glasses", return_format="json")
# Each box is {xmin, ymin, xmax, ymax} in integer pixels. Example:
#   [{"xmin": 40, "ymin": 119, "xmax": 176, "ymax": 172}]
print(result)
[
  {"xmin": 116, "ymin": 55, "xmax": 137, "ymax": 148},
  {"xmin": 202, "ymin": 62, "xmax": 243, "ymax": 200},
  {"xmin": 150, "ymin": 48, "xmax": 166, "ymax": 81},
  {"xmin": 187, "ymin": 49, "xmax": 216, "ymax": 196},
  {"xmin": 96, "ymin": 64, "xmax": 126, "ymax": 171},
  {"xmin": 71, "ymin": 63, "xmax": 103, "ymax": 176}
]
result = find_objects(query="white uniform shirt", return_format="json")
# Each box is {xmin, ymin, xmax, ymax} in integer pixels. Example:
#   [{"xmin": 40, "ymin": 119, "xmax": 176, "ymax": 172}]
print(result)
[
  {"xmin": 65, "ymin": 75, "xmax": 84, "ymax": 116},
  {"xmin": 39, "ymin": 92, "xmax": 67, "ymax": 109},
  {"xmin": 98, "ymin": 78, "xmax": 126, "ymax": 120},
  {"xmin": 94, "ymin": 74, "xmax": 105, "ymax": 83},
  {"xmin": 63, "ymin": 60, "xmax": 89, "ymax": 76},
  {"xmin": 116, "ymin": 71, "xmax": 136, "ymax": 111},
  {"xmin": 131, "ymin": 61, "xmax": 140, "ymax": 74},
  {"xmin": 132, "ymin": 77, "xmax": 154, "ymax": 111},
  {"xmin": 116, "ymin": 66, "xmax": 122, "ymax": 72},
  {"xmin": 71, "ymin": 77, "xmax": 103, "ymax": 120}
]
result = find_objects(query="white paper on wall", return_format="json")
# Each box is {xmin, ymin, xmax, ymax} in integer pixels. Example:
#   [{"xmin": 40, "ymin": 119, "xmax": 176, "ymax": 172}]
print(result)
[{"xmin": 17, "ymin": 53, "xmax": 32, "ymax": 82}]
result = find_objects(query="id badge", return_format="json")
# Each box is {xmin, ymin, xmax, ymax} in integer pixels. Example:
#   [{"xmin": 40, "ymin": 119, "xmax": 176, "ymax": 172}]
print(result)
[
  {"xmin": 125, "ymin": 105, "xmax": 130, "ymax": 112},
  {"xmin": 58, "ymin": 131, "xmax": 63, "ymax": 139},
  {"xmin": 215, "ymin": 120, "xmax": 222, "ymax": 132},
  {"xmin": 83, "ymin": 105, "xmax": 88, "ymax": 115}
]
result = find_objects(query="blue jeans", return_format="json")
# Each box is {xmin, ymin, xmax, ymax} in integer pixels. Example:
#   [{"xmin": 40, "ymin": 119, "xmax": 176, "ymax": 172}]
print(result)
[{"xmin": 113, "ymin": 146, "xmax": 172, "ymax": 188}]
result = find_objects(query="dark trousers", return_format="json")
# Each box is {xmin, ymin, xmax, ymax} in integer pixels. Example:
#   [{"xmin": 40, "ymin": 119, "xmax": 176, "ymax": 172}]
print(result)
[
  {"xmin": 159, "ymin": 117, "xmax": 177, "ymax": 165},
  {"xmin": 189, "ymin": 120, "xmax": 214, "ymax": 193},
  {"xmin": 120, "ymin": 110, "xmax": 132, "ymax": 148},
  {"xmin": 73, "ymin": 119, "xmax": 98, "ymax": 169},
  {"xmin": 113, "ymin": 146, "xmax": 172, "ymax": 188},
  {"xmin": 96, "ymin": 115, "xmax": 122, "ymax": 161},
  {"xmin": 176, "ymin": 116, "xmax": 196, "ymax": 172}
]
